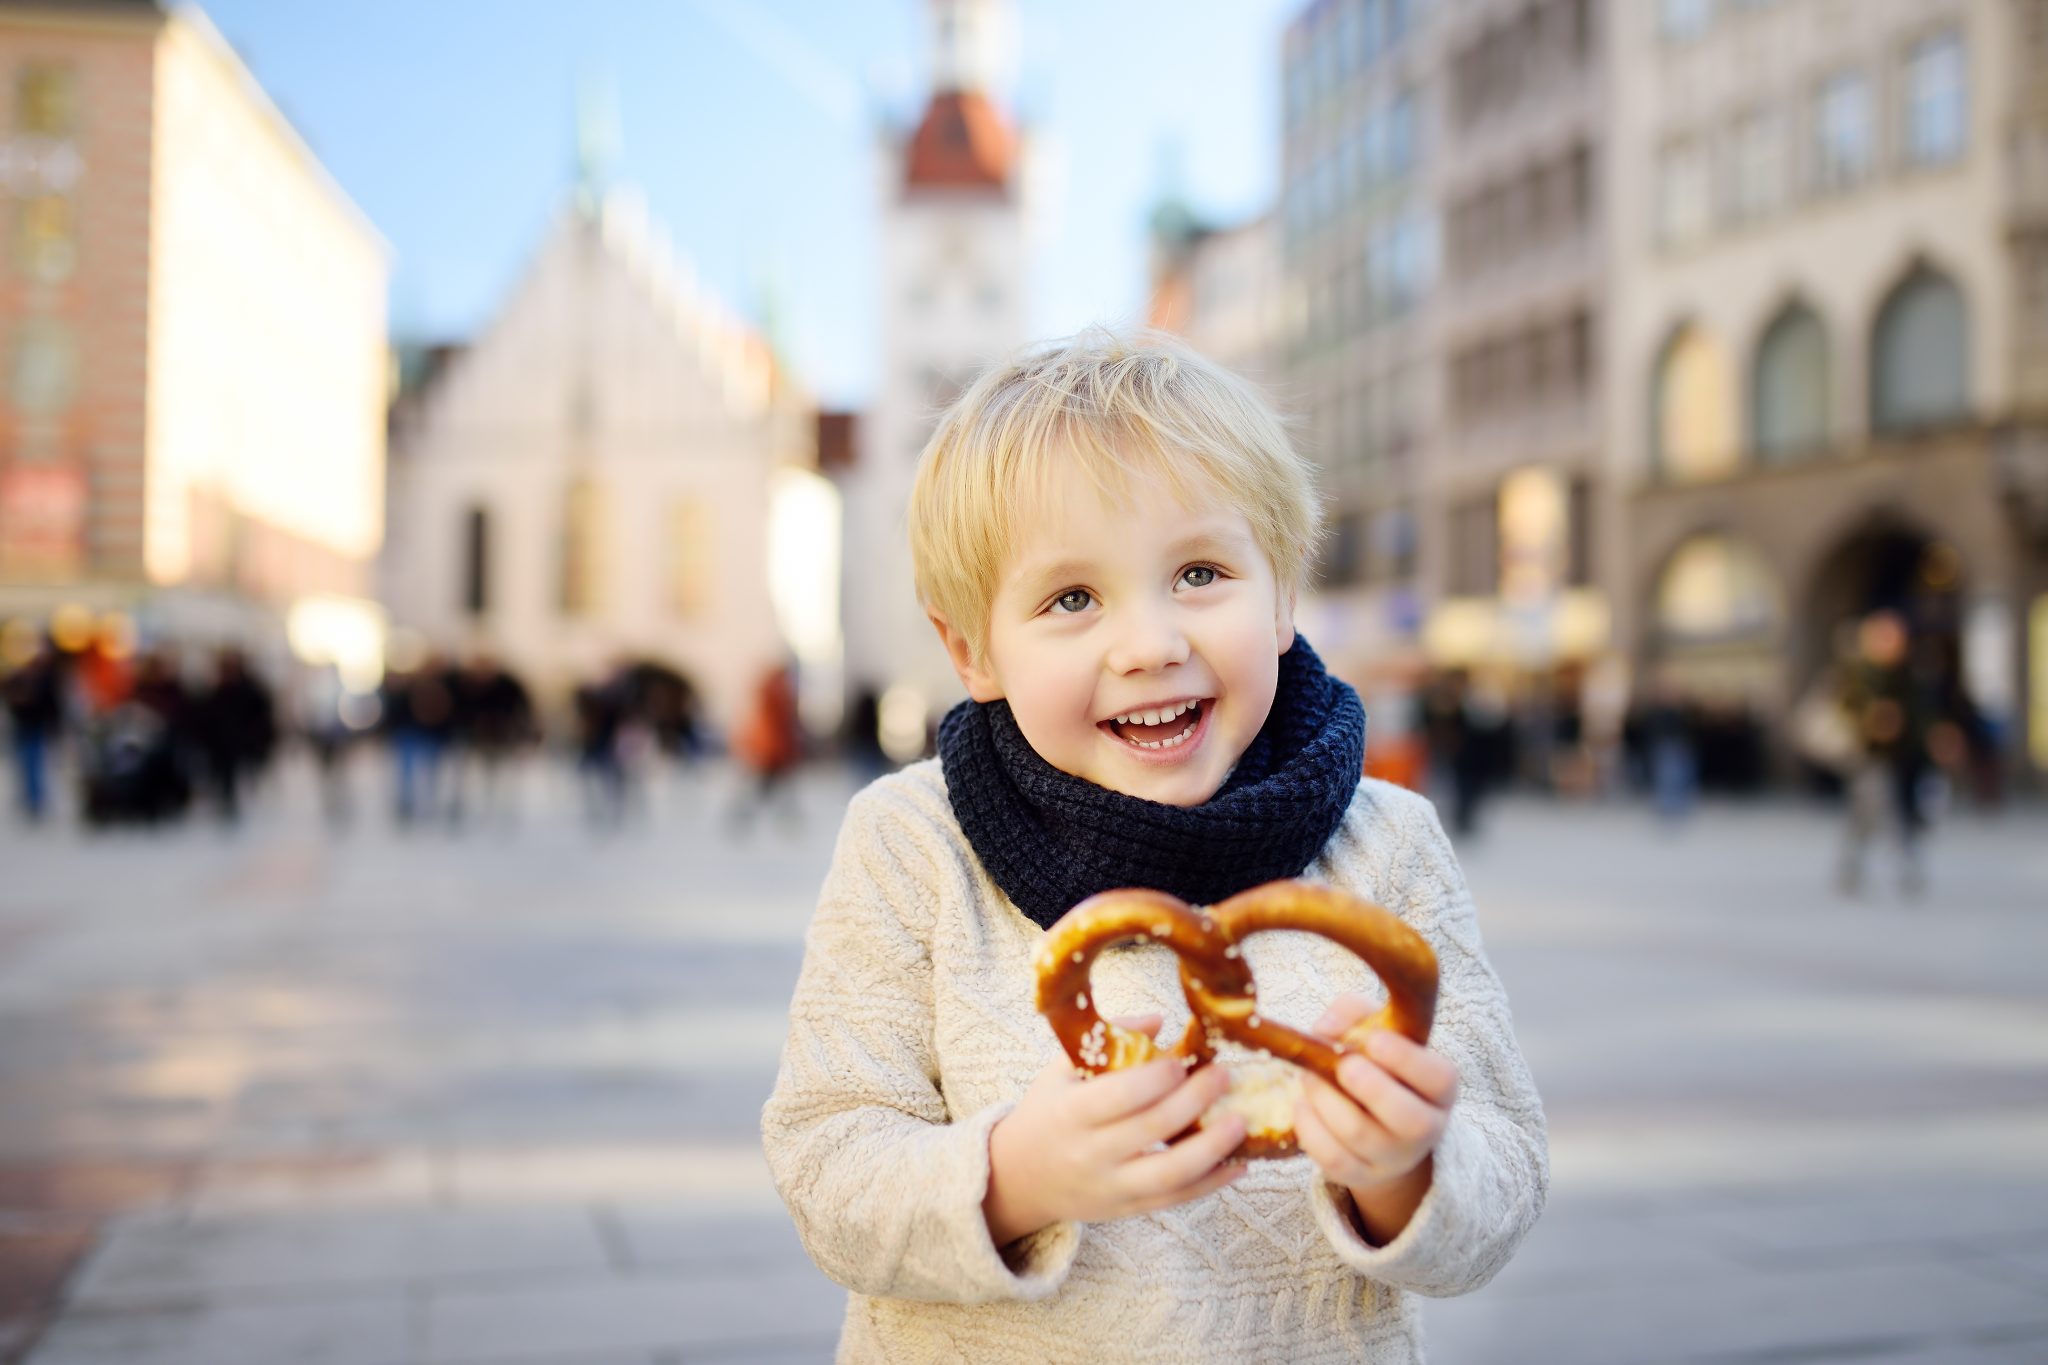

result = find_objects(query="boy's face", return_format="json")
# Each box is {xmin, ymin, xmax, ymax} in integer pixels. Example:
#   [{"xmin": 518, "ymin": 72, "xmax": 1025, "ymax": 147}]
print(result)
[{"xmin": 935, "ymin": 457, "xmax": 1295, "ymax": 807}]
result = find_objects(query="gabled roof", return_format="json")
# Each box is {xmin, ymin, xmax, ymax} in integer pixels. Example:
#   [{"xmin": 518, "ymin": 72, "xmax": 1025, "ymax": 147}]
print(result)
[{"xmin": 904, "ymin": 90, "xmax": 1014, "ymax": 195}]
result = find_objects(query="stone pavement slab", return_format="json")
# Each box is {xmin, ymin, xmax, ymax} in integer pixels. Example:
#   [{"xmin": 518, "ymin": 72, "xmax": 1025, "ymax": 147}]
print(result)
[
  {"xmin": 1423, "ymin": 1257, "xmax": 2048, "ymax": 1365},
  {"xmin": 24, "ymin": 1294, "xmax": 410, "ymax": 1365},
  {"xmin": 68, "ymin": 1206, "xmax": 611, "ymax": 1309},
  {"xmin": 420, "ymin": 1261, "xmax": 844, "ymax": 1362}
]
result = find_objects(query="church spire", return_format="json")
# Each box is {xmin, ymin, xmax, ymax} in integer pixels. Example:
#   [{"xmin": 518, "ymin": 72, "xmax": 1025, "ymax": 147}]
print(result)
[{"xmin": 574, "ymin": 73, "xmax": 620, "ymax": 215}]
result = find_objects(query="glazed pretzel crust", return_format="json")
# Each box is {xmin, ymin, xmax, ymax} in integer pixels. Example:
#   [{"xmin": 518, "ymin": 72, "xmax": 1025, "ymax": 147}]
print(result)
[{"xmin": 1034, "ymin": 880, "xmax": 1438, "ymax": 1159}]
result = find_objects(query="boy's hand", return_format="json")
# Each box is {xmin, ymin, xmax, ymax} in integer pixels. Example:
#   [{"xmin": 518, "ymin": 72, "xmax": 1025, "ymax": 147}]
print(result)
[
  {"xmin": 1294, "ymin": 993, "xmax": 1459, "ymax": 1243},
  {"xmin": 984, "ymin": 1013, "xmax": 1247, "ymax": 1248}
]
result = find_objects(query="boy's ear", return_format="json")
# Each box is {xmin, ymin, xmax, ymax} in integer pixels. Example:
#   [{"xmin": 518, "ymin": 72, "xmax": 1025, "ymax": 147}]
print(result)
[
  {"xmin": 1275, "ymin": 585, "xmax": 1298, "ymax": 654},
  {"xmin": 928, "ymin": 611, "xmax": 1004, "ymax": 702}
]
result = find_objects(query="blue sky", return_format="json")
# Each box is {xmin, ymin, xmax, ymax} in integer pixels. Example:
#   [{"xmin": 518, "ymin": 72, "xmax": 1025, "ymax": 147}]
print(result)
[{"xmin": 197, "ymin": 0, "xmax": 1297, "ymax": 408}]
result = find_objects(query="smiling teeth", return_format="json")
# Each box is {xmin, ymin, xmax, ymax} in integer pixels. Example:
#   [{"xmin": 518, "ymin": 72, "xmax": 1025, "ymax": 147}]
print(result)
[
  {"xmin": 1132, "ymin": 717, "xmax": 1199, "ymax": 749},
  {"xmin": 1114, "ymin": 700, "xmax": 1197, "ymax": 726}
]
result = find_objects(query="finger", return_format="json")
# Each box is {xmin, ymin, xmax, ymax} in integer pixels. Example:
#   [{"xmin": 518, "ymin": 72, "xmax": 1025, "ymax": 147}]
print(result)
[
  {"xmin": 1335, "ymin": 1054, "xmax": 1446, "ymax": 1147},
  {"xmin": 1363, "ymin": 1031, "xmax": 1461, "ymax": 1108},
  {"xmin": 1127, "ymin": 1151, "xmax": 1247, "ymax": 1216},
  {"xmin": 1293, "ymin": 1087, "xmax": 1376, "ymax": 1188},
  {"xmin": 1107, "ymin": 1061, "xmax": 1233, "ymax": 1152},
  {"xmin": 1066, "ymin": 1057, "xmax": 1187, "ymax": 1125},
  {"xmin": 1311, "ymin": 993, "xmax": 1378, "ymax": 1038},
  {"xmin": 1117, "ymin": 1110, "xmax": 1248, "ymax": 1206},
  {"xmin": 1300, "ymin": 1068, "xmax": 1398, "ymax": 1158},
  {"xmin": 1106, "ymin": 1012, "xmax": 1165, "ymax": 1039}
]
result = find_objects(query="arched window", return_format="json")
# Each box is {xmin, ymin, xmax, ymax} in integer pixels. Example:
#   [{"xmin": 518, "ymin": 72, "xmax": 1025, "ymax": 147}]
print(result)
[
  {"xmin": 1654, "ymin": 534, "xmax": 1781, "ymax": 643},
  {"xmin": 1652, "ymin": 324, "xmax": 1738, "ymax": 481},
  {"xmin": 1871, "ymin": 267, "xmax": 1969, "ymax": 435},
  {"xmin": 1751, "ymin": 302, "xmax": 1830, "ymax": 462},
  {"xmin": 558, "ymin": 477, "xmax": 604, "ymax": 617}
]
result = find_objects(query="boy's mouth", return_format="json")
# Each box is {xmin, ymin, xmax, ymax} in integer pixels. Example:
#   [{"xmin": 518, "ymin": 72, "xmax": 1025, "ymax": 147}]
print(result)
[{"xmin": 1099, "ymin": 698, "xmax": 1209, "ymax": 751}]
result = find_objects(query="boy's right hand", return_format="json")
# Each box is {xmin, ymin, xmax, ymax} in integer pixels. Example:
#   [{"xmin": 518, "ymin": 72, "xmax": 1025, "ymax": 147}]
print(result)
[{"xmin": 982, "ymin": 1014, "xmax": 1248, "ymax": 1248}]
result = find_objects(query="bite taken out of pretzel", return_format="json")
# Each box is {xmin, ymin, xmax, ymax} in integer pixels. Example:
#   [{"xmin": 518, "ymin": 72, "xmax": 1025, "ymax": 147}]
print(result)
[{"xmin": 1033, "ymin": 881, "xmax": 1438, "ymax": 1159}]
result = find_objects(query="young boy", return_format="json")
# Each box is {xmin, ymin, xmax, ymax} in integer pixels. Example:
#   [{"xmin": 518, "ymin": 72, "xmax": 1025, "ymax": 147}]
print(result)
[{"xmin": 762, "ymin": 331, "xmax": 1546, "ymax": 1362}]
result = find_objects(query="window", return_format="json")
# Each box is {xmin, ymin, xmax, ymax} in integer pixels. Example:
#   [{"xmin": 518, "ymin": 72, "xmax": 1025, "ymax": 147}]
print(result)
[
  {"xmin": 1567, "ymin": 478, "xmax": 1592, "ymax": 587},
  {"xmin": 1871, "ymin": 267, "xmax": 1969, "ymax": 434},
  {"xmin": 1659, "ymin": 0, "xmax": 1714, "ymax": 43},
  {"xmin": 1656, "ymin": 139, "xmax": 1713, "ymax": 248},
  {"xmin": 16, "ymin": 63, "xmax": 77, "ymax": 135},
  {"xmin": 1655, "ymin": 535, "xmax": 1781, "ymax": 642},
  {"xmin": 1386, "ymin": 92, "xmax": 1417, "ymax": 178},
  {"xmin": 1451, "ymin": 496, "xmax": 1499, "ymax": 597},
  {"xmin": 1812, "ymin": 71, "xmax": 1873, "ymax": 192},
  {"xmin": 1727, "ymin": 106, "xmax": 1786, "ymax": 224},
  {"xmin": 667, "ymin": 496, "xmax": 713, "ymax": 617},
  {"xmin": 1751, "ymin": 303, "xmax": 1830, "ymax": 460},
  {"xmin": 461, "ymin": 507, "xmax": 490, "ymax": 616},
  {"xmin": 1323, "ymin": 512, "xmax": 1367, "ymax": 587},
  {"xmin": 1653, "ymin": 325, "xmax": 1739, "ymax": 481},
  {"xmin": 1903, "ymin": 29, "xmax": 1966, "ymax": 167},
  {"xmin": 558, "ymin": 477, "xmax": 604, "ymax": 616}
]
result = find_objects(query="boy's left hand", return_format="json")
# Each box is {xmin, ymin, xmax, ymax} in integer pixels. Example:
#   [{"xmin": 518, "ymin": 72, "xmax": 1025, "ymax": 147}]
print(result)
[{"xmin": 1294, "ymin": 992, "xmax": 1459, "ymax": 1197}]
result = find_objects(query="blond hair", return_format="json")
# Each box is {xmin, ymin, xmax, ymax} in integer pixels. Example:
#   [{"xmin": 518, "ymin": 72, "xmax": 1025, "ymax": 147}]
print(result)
[{"xmin": 909, "ymin": 329, "xmax": 1323, "ymax": 664}]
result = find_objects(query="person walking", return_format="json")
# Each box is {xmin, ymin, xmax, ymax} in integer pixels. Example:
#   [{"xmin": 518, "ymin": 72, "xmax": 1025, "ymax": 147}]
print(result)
[
  {"xmin": 1837, "ymin": 610, "xmax": 1935, "ymax": 898},
  {"xmin": 3, "ymin": 640, "xmax": 63, "ymax": 822},
  {"xmin": 728, "ymin": 661, "xmax": 803, "ymax": 832}
]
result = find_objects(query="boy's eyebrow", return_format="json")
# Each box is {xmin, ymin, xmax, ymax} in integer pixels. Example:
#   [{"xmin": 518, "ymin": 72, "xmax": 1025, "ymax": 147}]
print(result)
[{"xmin": 1008, "ymin": 528, "xmax": 1256, "ymax": 593}]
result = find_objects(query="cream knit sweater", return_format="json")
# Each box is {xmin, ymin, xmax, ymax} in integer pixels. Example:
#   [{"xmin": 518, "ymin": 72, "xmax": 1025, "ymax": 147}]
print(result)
[{"xmin": 762, "ymin": 760, "xmax": 1547, "ymax": 1364}]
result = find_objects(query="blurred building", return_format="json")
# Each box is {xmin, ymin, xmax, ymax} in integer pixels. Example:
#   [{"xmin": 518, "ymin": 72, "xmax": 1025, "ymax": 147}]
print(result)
[
  {"xmin": 1607, "ymin": 0, "xmax": 2048, "ymax": 774},
  {"xmin": 0, "ymin": 0, "xmax": 389, "ymax": 675},
  {"xmin": 381, "ymin": 143, "xmax": 817, "ymax": 731},
  {"xmin": 1274, "ymin": 0, "xmax": 1443, "ymax": 685},
  {"xmin": 1428, "ymin": 0, "xmax": 1609, "ymax": 680},
  {"xmin": 837, "ymin": 0, "xmax": 1028, "ymax": 756},
  {"xmin": 1146, "ymin": 195, "xmax": 1285, "ymax": 388}
]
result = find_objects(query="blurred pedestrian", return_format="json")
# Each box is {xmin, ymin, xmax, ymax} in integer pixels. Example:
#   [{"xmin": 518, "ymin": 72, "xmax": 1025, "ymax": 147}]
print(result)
[
  {"xmin": 1640, "ymin": 677, "xmax": 1698, "ymax": 825},
  {"xmin": 1421, "ymin": 669, "xmax": 1486, "ymax": 837},
  {"xmin": 82, "ymin": 647, "xmax": 193, "ymax": 825},
  {"xmin": 574, "ymin": 665, "xmax": 630, "ymax": 828},
  {"xmin": 447, "ymin": 652, "xmax": 534, "ymax": 829},
  {"xmin": 3, "ymin": 639, "xmax": 63, "ymax": 822},
  {"xmin": 192, "ymin": 648, "xmax": 276, "ymax": 825},
  {"xmin": 383, "ymin": 654, "xmax": 453, "ymax": 827},
  {"xmin": 844, "ymin": 686, "xmax": 890, "ymax": 787},
  {"xmin": 300, "ymin": 662, "xmax": 356, "ymax": 829},
  {"xmin": 729, "ymin": 661, "xmax": 803, "ymax": 833},
  {"xmin": 1837, "ymin": 610, "xmax": 1935, "ymax": 897}
]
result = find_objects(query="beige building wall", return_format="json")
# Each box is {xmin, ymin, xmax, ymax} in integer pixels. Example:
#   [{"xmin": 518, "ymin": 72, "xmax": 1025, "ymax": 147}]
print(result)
[
  {"xmin": 1604, "ymin": 0, "xmax": 2048, "ymax": 767},
  {"xmin": 382, "ymin": 192, "xmax": 810, "ymax": 731},
  {"xmin": 145, "ymin": 9, "xmax": 388, "ymax": 604}
]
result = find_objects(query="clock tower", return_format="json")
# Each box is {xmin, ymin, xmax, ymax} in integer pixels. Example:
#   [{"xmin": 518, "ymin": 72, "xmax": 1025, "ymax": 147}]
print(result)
[{"xmin": 840, "ymin": 0, "xmax": 1028, "ymax": 755}]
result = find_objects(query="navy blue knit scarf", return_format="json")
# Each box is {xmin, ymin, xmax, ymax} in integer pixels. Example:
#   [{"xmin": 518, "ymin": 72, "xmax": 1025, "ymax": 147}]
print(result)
[{"xmin": 938, "ymin": 637, "xmax": 1366, "ymax": 931}]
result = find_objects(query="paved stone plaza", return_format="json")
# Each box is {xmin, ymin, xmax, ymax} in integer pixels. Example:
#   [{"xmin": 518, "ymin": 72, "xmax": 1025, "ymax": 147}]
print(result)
[{"xmin": 1, "ymin": 757, "xmax": 2044, "ymax": 1363}]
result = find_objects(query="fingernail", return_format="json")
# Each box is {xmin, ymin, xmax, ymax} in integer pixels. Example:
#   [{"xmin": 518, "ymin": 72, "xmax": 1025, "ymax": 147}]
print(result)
[{"xmin": 1339, "ymin": 1056, "xmax": 1372, "ymax": 1091}]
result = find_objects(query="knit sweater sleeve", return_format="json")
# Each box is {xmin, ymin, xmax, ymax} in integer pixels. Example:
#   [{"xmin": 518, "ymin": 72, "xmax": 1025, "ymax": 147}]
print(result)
[
  {"xmin": 1306, "ymin": 785, "xmax": 1550, "ymax": 1296},
  {"xmin": 760, "ymin": 779, "xmax": 1081, "ymax": 1304}
]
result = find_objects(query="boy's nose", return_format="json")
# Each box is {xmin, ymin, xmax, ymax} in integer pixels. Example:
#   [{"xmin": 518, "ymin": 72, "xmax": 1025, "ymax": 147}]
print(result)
[{"xmin": 1106, "ymin": 606, "xmax": 1191, "ymax": 675}]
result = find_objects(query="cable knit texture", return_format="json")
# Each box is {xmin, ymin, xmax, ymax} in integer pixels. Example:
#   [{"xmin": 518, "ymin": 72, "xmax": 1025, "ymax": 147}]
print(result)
[
  {"xmin": 762, "ymin": 761, "xmax": 1548, "ymax": 1364},
  {"xmin": 938, "ymin": 636, "xmax": 1367, "ymax": 929}
]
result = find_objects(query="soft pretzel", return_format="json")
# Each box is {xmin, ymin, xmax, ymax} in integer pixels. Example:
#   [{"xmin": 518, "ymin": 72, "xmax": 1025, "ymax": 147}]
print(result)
[
  {"xmin": 1033, "ymin": 879, "xmax": 1438, "ymax": 1160},
  {"xmin": 1189, "ymin": 881, "xmax": 1438, "ymax": 1156},
  {"xmin": 1034, "ymin": 888, "xmax": 1252, "ymax": 1077}
]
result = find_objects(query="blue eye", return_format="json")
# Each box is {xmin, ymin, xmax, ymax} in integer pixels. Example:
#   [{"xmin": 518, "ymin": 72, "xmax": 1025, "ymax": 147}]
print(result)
[
  {"xmin": 1051, "ymin": 589, "xmax": 1094, "ymax": 614},
  {"xmin": 1180, "ymin": 565, "xmax": 1218, "ymax": 588}
]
